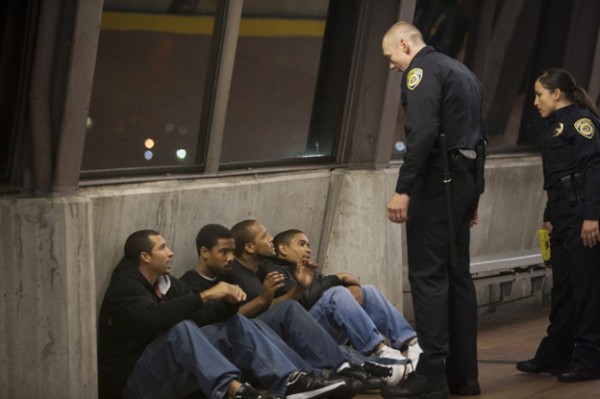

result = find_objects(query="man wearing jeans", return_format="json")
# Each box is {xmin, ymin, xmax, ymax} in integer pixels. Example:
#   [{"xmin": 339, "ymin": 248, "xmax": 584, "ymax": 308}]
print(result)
[
  {"xmin": 265, "ymin": 228, "xmax": 422, "ymax": 369},
  {"xmin": 228, "ymin": 220, "xmax": 416, "ymax": 374},
  {"xmin": 98, "ymin": 229, "xmax": 346, "ymax": 399}
]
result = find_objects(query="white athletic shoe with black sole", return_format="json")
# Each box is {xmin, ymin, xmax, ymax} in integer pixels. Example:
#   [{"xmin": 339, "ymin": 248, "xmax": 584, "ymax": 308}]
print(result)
[{"xmin": 284, "ymin": 372, "xmax": 347, "ymax": 399}]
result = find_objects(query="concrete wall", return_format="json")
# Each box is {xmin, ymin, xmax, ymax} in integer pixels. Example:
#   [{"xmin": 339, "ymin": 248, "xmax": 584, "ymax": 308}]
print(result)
[
  {"xmin": 0, "ymin": 155, "xmax": 546, "ymax": 398},
  {"xmin": 0, "ymin": 197, "xmax": 97, "ymax": 398}
]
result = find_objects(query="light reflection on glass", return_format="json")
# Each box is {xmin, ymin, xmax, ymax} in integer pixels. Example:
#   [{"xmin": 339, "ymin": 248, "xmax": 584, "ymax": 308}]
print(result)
[
  {"xmin": 176, "ymin": 149, "xmax": 187, "ymax": 159},
  {"xmin": 144, "ymin": 138, "xmax": 155, "ymax": 149}
]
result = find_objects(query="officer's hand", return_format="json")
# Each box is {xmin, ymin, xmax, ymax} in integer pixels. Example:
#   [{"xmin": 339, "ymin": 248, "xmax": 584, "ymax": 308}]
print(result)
[
  {"xmin": 581, "ymin": 220, "xmax": 599, "ymax": 248},
  {"xmin": 542, "ymin": 222, "xmax": 553, "ymax": 234},
  {"xmin": 469, "ymin": 209, "xmax": 479, "ymax": 228},
  {"xmin": 387, "ymin": 193, "xmax": 410, "ymax": 224}
]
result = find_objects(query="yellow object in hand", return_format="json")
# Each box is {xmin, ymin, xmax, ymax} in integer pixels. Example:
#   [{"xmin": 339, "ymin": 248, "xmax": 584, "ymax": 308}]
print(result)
[{"xmin": 537, "ymin": 229, "xmax": 551, "ymax": 264}]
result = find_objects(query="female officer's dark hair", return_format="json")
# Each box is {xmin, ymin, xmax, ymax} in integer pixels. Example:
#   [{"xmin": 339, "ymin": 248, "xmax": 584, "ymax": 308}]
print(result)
[{"xmin": 537, "ymin": 68, "xmax": 599, "ymax": 117}]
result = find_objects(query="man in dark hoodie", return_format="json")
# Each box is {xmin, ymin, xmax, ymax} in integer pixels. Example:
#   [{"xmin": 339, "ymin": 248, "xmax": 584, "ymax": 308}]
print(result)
[
  {"xmin": 263, "ymin": 229, "xmax": 422, "ymax": 370},
  {"xmin": 97, "ymin": 229, "xmax": 346, "ymax": 399}
]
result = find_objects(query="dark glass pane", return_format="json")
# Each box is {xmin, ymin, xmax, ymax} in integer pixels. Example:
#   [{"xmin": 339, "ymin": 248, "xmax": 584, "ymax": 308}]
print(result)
[
  {"xmin": 392, "ymin": 0, "xmax": 476, "ymax": 159},
  {"xmin": 0, "ymin": 0, "xmax": 28, "ymax": 181},
  {"xmin": 83, "ymin": 1, "xmax": 215, "ymax": 173},
  {"xmin": 220, "ymin": 1, "xmax": 330, "ymax": 166}
]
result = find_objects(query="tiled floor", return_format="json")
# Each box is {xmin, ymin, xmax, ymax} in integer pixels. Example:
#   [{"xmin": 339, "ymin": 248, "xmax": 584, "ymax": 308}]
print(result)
[{"xmin": 356, "ymin": 309, "xmax": 600, "ymax": 398}]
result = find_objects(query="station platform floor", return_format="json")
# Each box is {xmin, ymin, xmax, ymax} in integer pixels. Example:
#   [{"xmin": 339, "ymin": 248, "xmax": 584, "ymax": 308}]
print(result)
[{"xmin": 357, "ymin": 308, "xmax": 600, "ymax": 398}]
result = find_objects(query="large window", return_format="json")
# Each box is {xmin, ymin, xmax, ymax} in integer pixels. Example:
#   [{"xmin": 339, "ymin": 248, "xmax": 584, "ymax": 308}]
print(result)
[
  {"xmin": 391, "ymin": 0, "xmax": 547, "ymax": 157},
  {"xmin": 391, "ymin": 0, "xmax": 476, "ymax": 158},
  {"xmin": 83, "ymin": 1, "xmax": 216, "ymax": 174},
  {"xmin": 220, "ymin": 1, "xmax": 330, "ymax": 167},
  {"xmin": 83, "ymin": 0, "xmax": 335, "ymax": 176},
  {"xmin": 0, "ymin": 0, "xmax": 30, "ymax": 183}
]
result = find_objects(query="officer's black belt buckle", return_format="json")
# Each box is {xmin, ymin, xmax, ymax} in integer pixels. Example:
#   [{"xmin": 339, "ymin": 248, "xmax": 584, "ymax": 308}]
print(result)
[{"xmin": 425, "ymin": 150, "xmax": 474, "ymax": 174}]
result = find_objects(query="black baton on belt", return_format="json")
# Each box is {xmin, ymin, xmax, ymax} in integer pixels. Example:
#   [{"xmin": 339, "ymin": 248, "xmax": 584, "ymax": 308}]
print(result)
[{"xmin": 440, "ymin": 133, "xmax": 457, "ymax": 268}]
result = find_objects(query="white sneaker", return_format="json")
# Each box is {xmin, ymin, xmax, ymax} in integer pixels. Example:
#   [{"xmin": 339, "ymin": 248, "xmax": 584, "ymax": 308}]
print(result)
[
  {"xmin": 363, "ymin": 360, "xmax": 409, "ymax": 386},
  {"xmin": 376, "ymin": 344, "xmax": 407, "ymax": 361},
  {"xmin": 406, "ymin": 339, "xmax": 423, "ymax": 370}
]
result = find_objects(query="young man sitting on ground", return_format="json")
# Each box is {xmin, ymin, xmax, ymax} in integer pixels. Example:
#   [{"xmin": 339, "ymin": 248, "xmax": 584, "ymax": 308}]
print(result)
[
  {"xmin": 266, "ymin": 229, "xmax": 423, "ymax": 369},
  {"xmin": 181, "ymin": 224, "xmax": 409, "ymax": 393},
  {"xmin": 227, "ymin": 220, "xmax": 411, "ymax": 383},
  {"xmin": 98, "ymin": 229, "xmax": 346, "ymax": 399}
]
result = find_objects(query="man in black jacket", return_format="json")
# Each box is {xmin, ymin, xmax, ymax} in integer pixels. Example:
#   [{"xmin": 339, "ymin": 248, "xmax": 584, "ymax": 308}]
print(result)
[{"xmin": 97, "ymin": 229, "xmax": 346, "ymax": 399}]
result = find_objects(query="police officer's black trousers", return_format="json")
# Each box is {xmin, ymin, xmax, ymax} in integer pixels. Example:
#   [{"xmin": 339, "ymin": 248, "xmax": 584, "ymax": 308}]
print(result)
[
  {"xmin": 406, "ymin": 165, "xmax": 479, "ymax": 387},
  {"xmin": 534, "ymin": 197, "xmax": 600, "ymax": 370}
]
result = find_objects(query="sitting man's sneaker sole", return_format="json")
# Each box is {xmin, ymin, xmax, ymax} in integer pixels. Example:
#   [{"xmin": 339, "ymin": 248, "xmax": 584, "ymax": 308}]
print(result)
[
  {"xmin": 363, "ymin": 360, "xmax": 410, "ymax": 385},
  {"xmin": 285, "ymin": 372, "xmax": 347, "ymax": 399},
  {"xmin": 285, "ymin": 380, "xmax": 346, "ymax": 399},
  {"xmin": 335, "ymin": 362, "xmax": 385, "ymax": 391}
]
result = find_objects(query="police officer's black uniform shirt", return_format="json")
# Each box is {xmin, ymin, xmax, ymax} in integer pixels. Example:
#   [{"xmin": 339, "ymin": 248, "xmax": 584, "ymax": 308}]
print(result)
[
  {"xmin": 542, "ymin": 104, "xmax": 600, "ymax": 221},
  {"xmin": 396, "ymin": 46, "xmax": 484, "ymax": 195}
]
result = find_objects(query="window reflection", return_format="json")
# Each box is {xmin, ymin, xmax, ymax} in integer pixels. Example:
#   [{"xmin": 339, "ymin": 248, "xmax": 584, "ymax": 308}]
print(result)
[
  {"xmin": 392, "ymin": 0, "xmax": 535, "ymax": 155},
  {"xmin": 83, "ymin": 1, "xmax": 216, "ymax": 172},
  {"xmin": 414, "ymin": 0, "xmax": 471, "ymax": 60},
  {"xmin": 220, "ymin": 1, "xmax": 330, "ymax": 166},
  {"xmin": 392, "ymin": 0, "xmax": 475, "ymax": 159}
]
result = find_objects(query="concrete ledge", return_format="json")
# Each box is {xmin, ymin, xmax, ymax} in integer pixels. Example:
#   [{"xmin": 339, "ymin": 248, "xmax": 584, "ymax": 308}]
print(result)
[{"xmin": 470, "ymin": 249, "xmax": 543, "ymax": 274}]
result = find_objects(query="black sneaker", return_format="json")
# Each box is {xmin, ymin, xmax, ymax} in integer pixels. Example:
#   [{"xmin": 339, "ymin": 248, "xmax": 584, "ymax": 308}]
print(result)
[
  {"xmin": 285, "ymin": 372, "xmax": 347, "ymax": 399},
  {"xmin": 320, "ymin": 366, "xmax": 363, "ymax": 397},
  {"xmin": 229, "ymin": 382, "xmax": 277, "ymax": 399},
  {"xmin": 336, "ymin": 362, "xmax": 384, "ymax": 391},
  {"xmin": 381, "ymin": 372, "xmax": 449, "ymax": 399},
  {"xmin": 363, "ymin": 360, "xmax": 409, "ymax": 385}
]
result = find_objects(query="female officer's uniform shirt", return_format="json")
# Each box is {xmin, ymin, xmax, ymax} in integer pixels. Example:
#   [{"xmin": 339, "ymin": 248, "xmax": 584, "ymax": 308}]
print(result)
[{"xmin": 542, "ymin": 104, "xmax": 600, "ymax": 221}]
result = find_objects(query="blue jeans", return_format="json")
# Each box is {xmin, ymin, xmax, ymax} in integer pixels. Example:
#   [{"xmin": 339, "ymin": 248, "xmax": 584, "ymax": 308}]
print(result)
[
  {"xmin": 124, "ymin": 316, "xmax": 299, "ymax": 398},
  {"xmin": 309, "ymin": 285, "xmax": 416, "ymax": 354},
  {"xmin": 256, "ymin": 300, "xmax": 348, "ymax": 371},
  {"xmin": 123, "ymin": 320, "xmax": 240, "ymax": 399},
  {"xmin": 202, "ymin": 314, "xmax": 299, "ymax": 397}
]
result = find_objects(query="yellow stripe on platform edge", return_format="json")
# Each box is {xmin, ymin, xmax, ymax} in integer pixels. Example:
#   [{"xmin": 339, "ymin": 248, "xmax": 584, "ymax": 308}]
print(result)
[{"xmin": 100, "ymin": 12, "xmax": 326, "ymax": 37}]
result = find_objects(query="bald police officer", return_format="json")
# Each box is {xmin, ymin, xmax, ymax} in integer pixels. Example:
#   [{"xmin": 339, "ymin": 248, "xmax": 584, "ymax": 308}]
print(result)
[{"xmin": 381, "ymin": 21, "xmax": 486, "ymax": 399}]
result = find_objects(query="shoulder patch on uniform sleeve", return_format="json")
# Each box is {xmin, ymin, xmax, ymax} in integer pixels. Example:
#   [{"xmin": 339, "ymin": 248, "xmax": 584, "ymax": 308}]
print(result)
[
  {"xmin": 574, "ymin": 118, "xmax": 595, "ymax": 139},
  {"xmin": 553, "ymin": 122, "xmax": 564, "ymax": 137},
  {"xmin": 406, "ymin": 68, "xmax": 423, "ymax": 90}
]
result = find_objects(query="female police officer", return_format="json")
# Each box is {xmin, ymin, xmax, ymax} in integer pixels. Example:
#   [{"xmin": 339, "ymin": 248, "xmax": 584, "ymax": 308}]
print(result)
[{"xmin": 516, "ymin": 68, "xmax": 600, "ymax": 382}]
